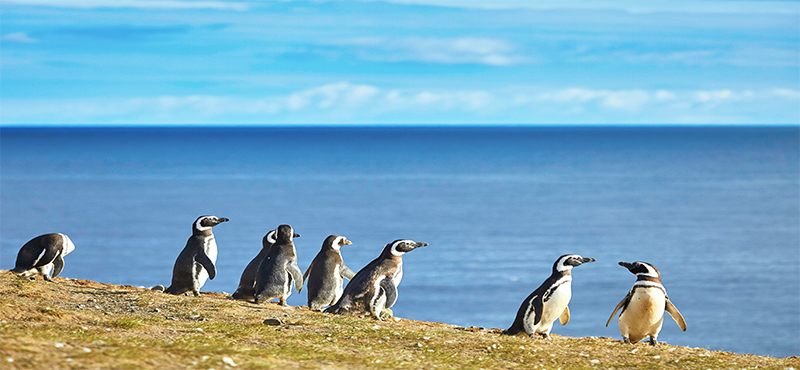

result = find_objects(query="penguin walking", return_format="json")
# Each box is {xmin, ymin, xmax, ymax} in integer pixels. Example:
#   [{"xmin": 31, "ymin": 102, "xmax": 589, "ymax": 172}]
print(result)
[
  {"xmin": 163, "ymin": 215, "xmax": 229, "ymax": 297},
  {"xmin": 606, "ymin": 261, "xmax": 686, "ymax": 346},
  {"xmin": 253, "ymin": 224, "xmax": 303, "ymax": 305},
  {"xmin": 231, "ymin": 229, "xmax": 277, "ymax": 301},
  {"xmin": 504, "ymin": 254, "xmax": 595, "ymax": 339},
  {"xmin": 303, "ymin": 235, "xmax": 356, "ymax": 311},
  {"xmin": 11, "ymin": 233, "xmax": 76, "ymax": 282},
  {"xmin": 325, "ymin": 239, "xmax": 427, "ymax": 320}
]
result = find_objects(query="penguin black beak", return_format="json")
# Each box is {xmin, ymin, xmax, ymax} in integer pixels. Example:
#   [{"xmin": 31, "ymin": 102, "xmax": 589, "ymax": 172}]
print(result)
[
  {"xmin": 619, "ymin": 261, "xmax": 635, "ymax": 271},
  {"xmin": 581, "ymin": 257, "xmax": 596, "ymax": 264},
  {"xmin": 293, "ymin": 233, "xmax": 301, "ymax": 238},
  {"xmin": 414, "ymin": 242, "xmax": 428, "ymax": 249}
]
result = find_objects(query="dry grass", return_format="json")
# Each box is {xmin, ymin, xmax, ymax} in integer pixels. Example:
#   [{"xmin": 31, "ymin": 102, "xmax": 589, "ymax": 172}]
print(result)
[{"xmin": 0, "ymin": 270, "xmax": 797, "ymax": 369}]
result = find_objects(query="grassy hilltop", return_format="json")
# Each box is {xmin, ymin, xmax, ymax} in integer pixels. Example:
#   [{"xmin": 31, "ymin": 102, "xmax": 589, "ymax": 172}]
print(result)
[{"xmin": 0, "ymin": 271, "xmax": 797, "ymax": 370}]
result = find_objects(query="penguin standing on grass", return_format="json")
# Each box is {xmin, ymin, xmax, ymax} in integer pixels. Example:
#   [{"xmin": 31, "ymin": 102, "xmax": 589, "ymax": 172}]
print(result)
[
  {"xmin": 232, "ymin": 229, "xmax": 277, "ymax": 301},
  {"xmin": 325, "ymin": 239, "xmax": 427, "ymax": 320},
  {"xmin": 253, "ymin": 224, "xmax": 303, "ymax": 305},
  {"xmin": 163, "ymin": 215, "xmax": 229, "ymax": 297},
  {"xmin": 303, "ymin": 235, "xmax": 356, "ymax": 311},
  {"xmin": 11, "ymin": 233, "xmax": 76, "ymax": 282},
  {"xmin": 504, "ymin": 254, "xmax": 595, "ymax": 339},
  {"xmin": 606, "ymin": 261, "xmax": 686, "ymax": 346}
]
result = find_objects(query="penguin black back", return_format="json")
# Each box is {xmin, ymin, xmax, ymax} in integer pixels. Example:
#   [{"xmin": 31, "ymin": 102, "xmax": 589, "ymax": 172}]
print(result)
[
  {"xmin": 232, "ymin": 229, "xmax": 277, "ymax": 301},
  {"xmin": 303, "ymin": 235, "xmax": 355, "ymax": 311},
  {"xmin": 253, "ymin": 224, "xmax": 304, "ymax": 305}
]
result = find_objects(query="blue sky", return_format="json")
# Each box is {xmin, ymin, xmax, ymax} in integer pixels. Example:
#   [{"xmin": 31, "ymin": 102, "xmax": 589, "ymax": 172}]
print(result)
[{"xmin": 1, "ymin": 0, "xmax": 798, "ymax": 125}]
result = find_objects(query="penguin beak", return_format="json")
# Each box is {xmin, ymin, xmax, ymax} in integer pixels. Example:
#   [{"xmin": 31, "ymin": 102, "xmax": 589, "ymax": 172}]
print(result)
[
  {"xmin": 293, "ymin": 233, "xmax": 301, "ymax": 238},
  {"xmin": 581, "ymin": 257, "xmax": 596, "ymax": 264},
  {"xmin": 618, "ymin": 261, "xmax": 634, "ymax": 270},
  {"xmin": 215, "ymin": 217, "xmax": 230, "ymax": 225},
  {"xmin": 414, "ymin": 242, "xmax": 428, "ymax": 249},
  {"xmin": 344, "ymin": 239, "xmax": 353, "ymax": 246}
]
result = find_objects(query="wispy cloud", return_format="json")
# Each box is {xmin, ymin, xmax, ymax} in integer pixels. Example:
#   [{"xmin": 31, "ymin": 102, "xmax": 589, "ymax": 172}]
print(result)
[
  {"xmin": 2, "ymin": 83, "xmax": 797, "ymax": 124},
  {"xmin": 1, "ymin": 0, "xmax": 249, "ymax": 11},
  {"xmin": 366, "ymin": 0, "xmax": 799, "ymax": 14},
  {"xmin": 331, "ymin": 37, "xmax": 529, "ymax": 66},
  {"xmin": 1, "ymin": 32, "xmax": 39, "ymax": 43}
]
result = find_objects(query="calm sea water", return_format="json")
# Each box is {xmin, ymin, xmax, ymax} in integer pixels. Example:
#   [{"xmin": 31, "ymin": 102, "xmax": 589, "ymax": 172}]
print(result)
[{"xmin": 1, "ymin": 126, "xmax": 798, "ymax": 358}]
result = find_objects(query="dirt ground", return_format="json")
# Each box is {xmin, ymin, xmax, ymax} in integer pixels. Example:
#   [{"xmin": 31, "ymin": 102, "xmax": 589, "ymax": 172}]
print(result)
[{"xmin": 0, "ymin": 271, "xmax": 797, "ymax": 370}]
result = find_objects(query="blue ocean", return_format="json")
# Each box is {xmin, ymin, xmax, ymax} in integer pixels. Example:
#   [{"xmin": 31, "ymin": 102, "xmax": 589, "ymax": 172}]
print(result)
[{"xmin": 1, "ymin": 126, "xmax": 798, "ymax": 358}]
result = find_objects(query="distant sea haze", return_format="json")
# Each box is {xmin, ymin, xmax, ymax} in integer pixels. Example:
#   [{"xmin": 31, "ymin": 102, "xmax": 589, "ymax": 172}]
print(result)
[{"xmin": 1, "ymin": 126, "xmax": 797, "ymax": 358}]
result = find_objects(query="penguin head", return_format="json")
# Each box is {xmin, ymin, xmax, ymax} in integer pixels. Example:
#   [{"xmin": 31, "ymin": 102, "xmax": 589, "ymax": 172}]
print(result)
[
  {"xmin": 193, "ymin": 215, "xmax": 229, "ymax": 233},
  {"xmin": 619, "ymin": 261, "xmax": 661, "ymax": 279},
  {"xmin": 262, "ymin": 229, "xmax": 278, "ymax": 248},
  {"xmin": 386, "ymin": 239, "xmax": 428, "ymax": 257},
  {"xmin": 554, "ymin": 254, "xmax": 596, "ymax": 272},
  {"xmin": 276, "ymin": 224, "xmax": 300, "ymax": 244},
  {"xmin": 323, "ymin": 235, "xmax": 352, "ymax": 251}
]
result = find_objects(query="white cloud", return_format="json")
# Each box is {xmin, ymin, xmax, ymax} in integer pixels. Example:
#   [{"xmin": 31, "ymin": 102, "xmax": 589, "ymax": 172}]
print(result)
[
  {"xmin": 1, "ymin": 32, "xmax": 39, "ymax": 43},
  {"xmin": 333, "ymin": 37, "xmax": 528, "ymax": 66},
  {"xmin": 1, "ymin": 84, "xmax": 798, "ymax": 124},
  {"xmin": 363, "ymin": 0, "xmax": 798, "ymax": 14},
  {"xmin": 1, "ymin": 0, "xmax": 249, "ymax": 10}
]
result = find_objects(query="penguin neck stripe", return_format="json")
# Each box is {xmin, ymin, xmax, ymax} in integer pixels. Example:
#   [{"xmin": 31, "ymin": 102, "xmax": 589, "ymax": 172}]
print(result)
[{"xmin": 633, "ymin": 281, "xmax": 666, "ymax": 294}]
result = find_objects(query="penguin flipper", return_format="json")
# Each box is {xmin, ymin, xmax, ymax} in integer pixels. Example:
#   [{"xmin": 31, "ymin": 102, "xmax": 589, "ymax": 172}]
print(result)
[
  {"xmin": 532, "ymin": 295, "xmax": 544, "ymax": 326},
  {"xmin": 559, "ymin": 306, "xmax": 570, "ymax": 325},
  {"xmin": 665, "ymin": 299, "xmax": 687, "ymax": 331},
  {"xmin": 300, "ymin": 260, "xmax": 314, "ymax": 293},
  {"xmin": 340, "ymin": 264, "xmax": 356, "ymax": 280},
  {"xmin": 195, "ymin": 252, "xmax": 217, "ymax": 280},
  {"xmin": 380, "ymin": 277, "xmax": 398, "ymax": 308},
  {"xmin": 288, "ymin": 263, "xmax": 304, "ymax": 292},
  {"xmin": 606, "ymin": 293, "xmax": 631, "ymax": 327},
  {"xmin": 52, "ymin": 253, "xmax": 65, "ymax": 278}
]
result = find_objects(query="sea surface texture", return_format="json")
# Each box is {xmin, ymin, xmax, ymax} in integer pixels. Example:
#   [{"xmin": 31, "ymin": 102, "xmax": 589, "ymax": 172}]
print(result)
[{"xmin": 1, "ymin": 126, "xmax": 798, "ymax": 357}]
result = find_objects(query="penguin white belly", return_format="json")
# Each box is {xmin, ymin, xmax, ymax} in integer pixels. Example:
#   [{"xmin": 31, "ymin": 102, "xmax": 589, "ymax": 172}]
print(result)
[
  {"xmin": 537, "ymin": 282, "xmax": 572, "ymax": 333},
  {"xmin": 393, "ymin": 266, "xmax": 403, "ymax": 287},
  {"xmin": 333, "ymin": 265, "xmax": 344, "ymax": 303},
  {"xmin": 619, "ymin": 288, "xmax": 666, "ymax": 342},
  {"xmin": 195, "ymin": 236, "xmax": 218, "ymax": 289},
  {"xmin": 205, "ymin": 237, "xmax": 218, "ymax": 263}
]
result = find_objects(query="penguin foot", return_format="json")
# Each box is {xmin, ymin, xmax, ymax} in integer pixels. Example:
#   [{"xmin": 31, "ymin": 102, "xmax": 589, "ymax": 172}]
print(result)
[
  {"xmin": 378, "ymin": 308, "xmax": 393, "ymax": 321},
  {"xmin": 541, "ymin": 333, "xmax": 552, "ymax": 340},
  {"xmin": 622, "ymin": 337, "xmax": 631, "ymax": 344},
  {"xmin": 649, "ymin": 336, "xmax": 659, "ymax": 346},
  {"xmin": 43, "ymin": 275, "xmax": 55, "ymax": 283}
]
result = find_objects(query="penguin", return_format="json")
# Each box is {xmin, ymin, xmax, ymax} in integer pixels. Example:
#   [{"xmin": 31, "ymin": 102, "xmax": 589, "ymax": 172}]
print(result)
[
  {"xmin": 11, "ymin": 233, "xmax": 76, "ymax": 282},
  {"xmin": 325, "ymin": 239, "xmax": 427, "ymax": 320},
  {"xmin": 302, "ymin": 235, "xmax": 356, "ymax": 311},
  {"xmin": 231, "ymin": 229, "xmax": 278, "ymax": 301},
  {"xmin": 163, "ymin": 215, "xmax": 229, "ymax": 297},
  {"xmin": 605, "ymin": 261, "xmax": 686, "ymax": 346},
  {"xmin": 253, "ymin": 224, "xmax": 304, "ymax": 305},
  {"xmin": 504, "ymin": 254, "xmax": 595, "ymax": 339}
]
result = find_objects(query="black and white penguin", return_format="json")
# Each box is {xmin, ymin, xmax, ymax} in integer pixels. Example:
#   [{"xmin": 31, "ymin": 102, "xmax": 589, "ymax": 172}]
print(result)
[
  {"xmin": 302, "ymin": 235, "xmax": 356, "ymax": 311},
  {"xmin": 231, "ymin": 229, "xmax": 278, "ymax": 301},
  {"xmin": 504, "ymin": 254, "xmax": 595, "ymax": 339},
  {"xmin": 163, "ymin": 215, "xmax": 229, "ymax": 297},
  {"xmin": 325, "ymin": 239, "xmax": 427, "ymax": 320},
  {"xmin": 11, "ymin": 233, "xmax": 76, "ymax": 282},
  {"xmin": 605, "ymin": 261, "xmax": 686, "ymax": 345},
  {"xmin": 253, "ymin": 224, "xmax": 304, "ymax": 305}
]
